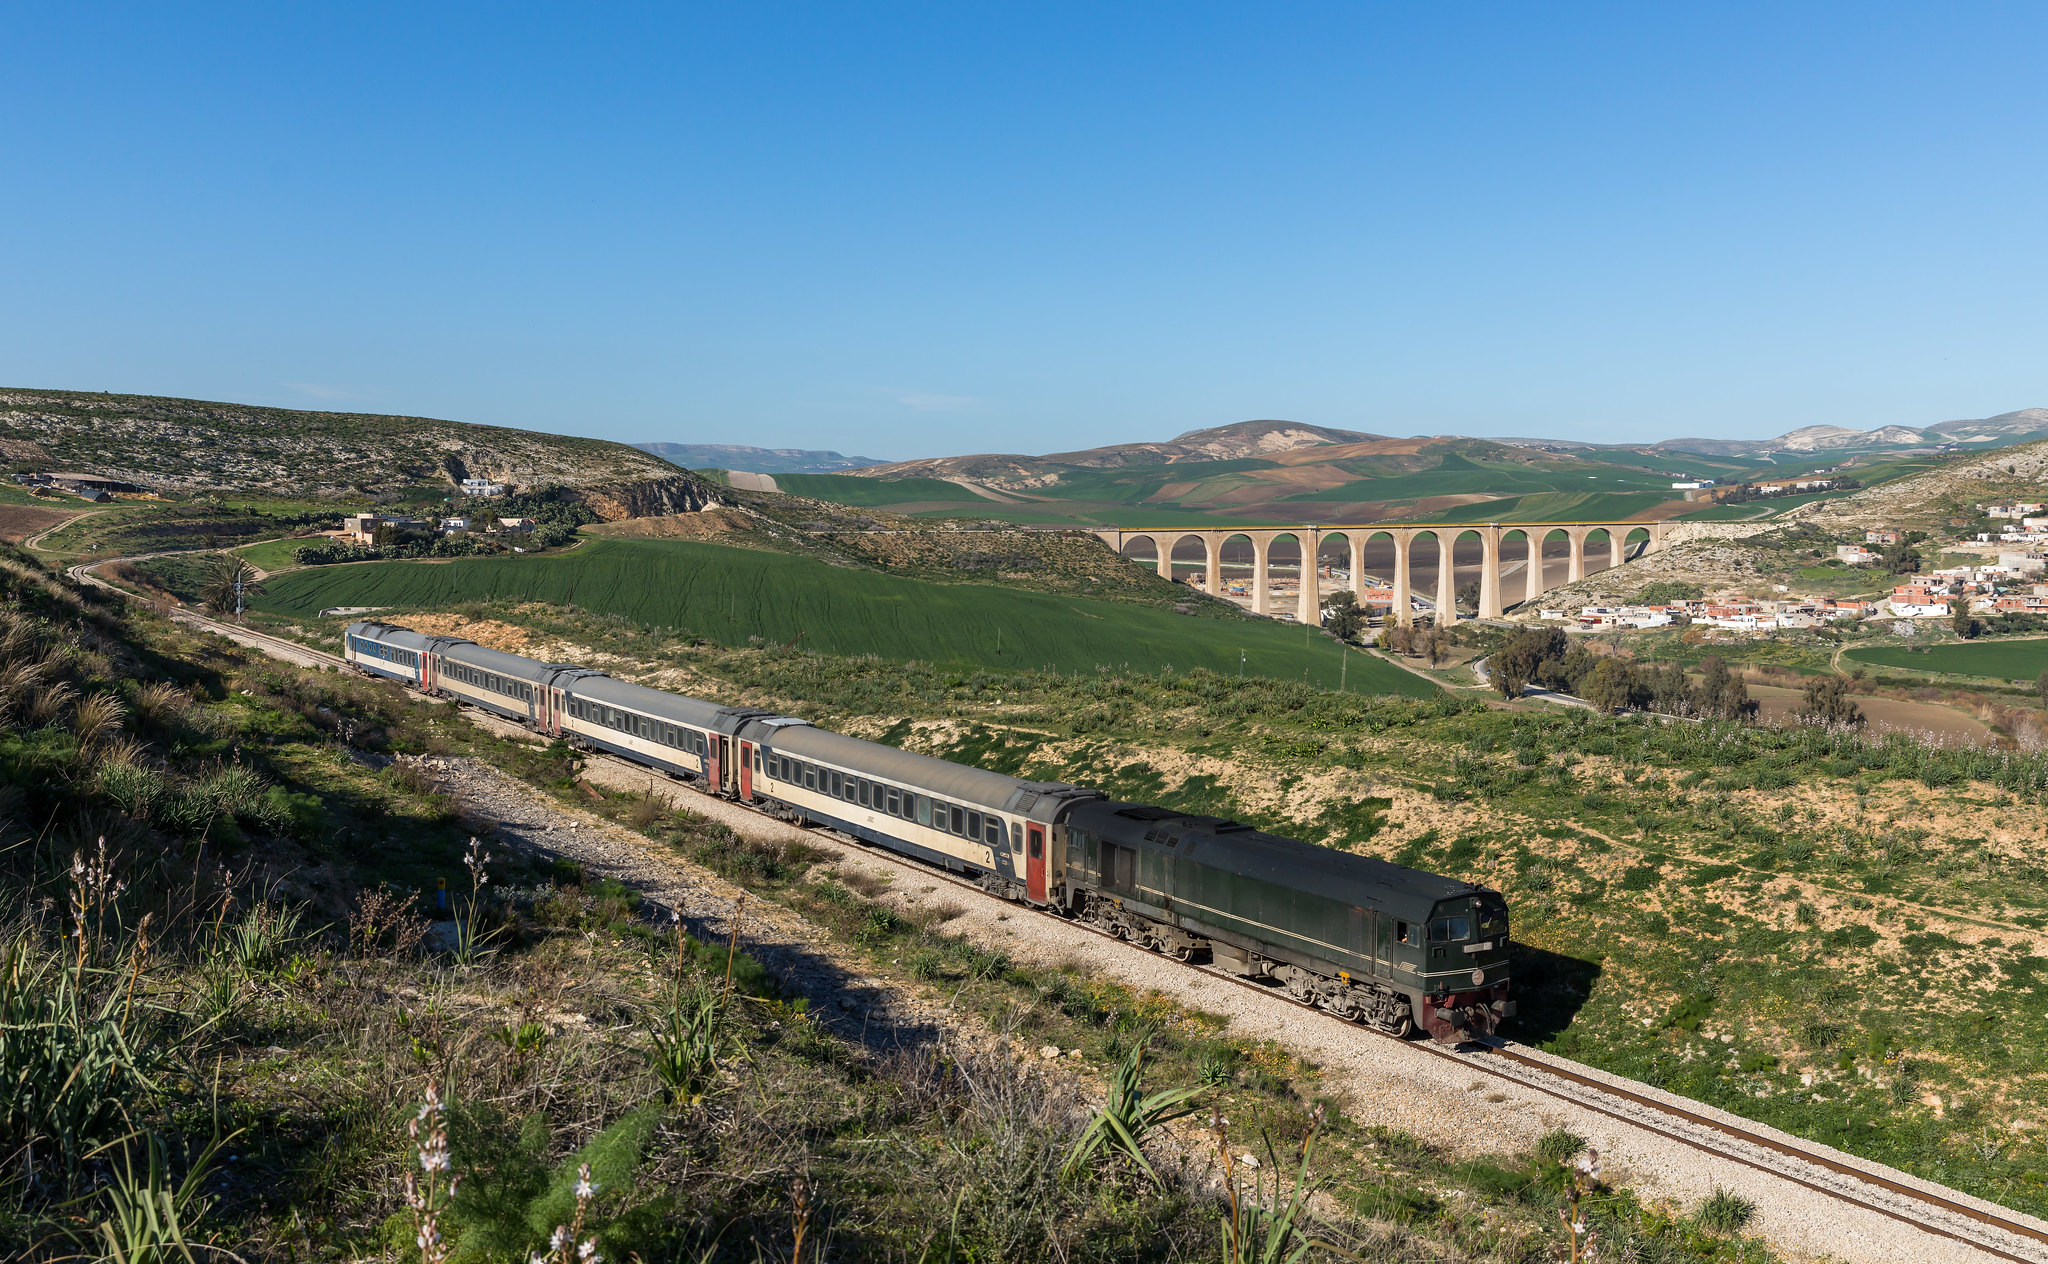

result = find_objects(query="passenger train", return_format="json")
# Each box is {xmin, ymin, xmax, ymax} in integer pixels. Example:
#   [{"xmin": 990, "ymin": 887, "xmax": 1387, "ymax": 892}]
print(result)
[{"xmin": 345, "ymin": 621, "xmax": 1512, "ymax": 1041}]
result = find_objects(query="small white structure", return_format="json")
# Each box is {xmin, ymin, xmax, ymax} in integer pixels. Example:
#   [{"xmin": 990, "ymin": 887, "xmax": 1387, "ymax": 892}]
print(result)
[{"xmin": 461, "ymin": 478, "xmax": 508, "ymax": 497}]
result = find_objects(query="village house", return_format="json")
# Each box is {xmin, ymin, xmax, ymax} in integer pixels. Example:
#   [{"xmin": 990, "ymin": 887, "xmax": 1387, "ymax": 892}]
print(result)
[
  {"xmin": 1836, "ymin": 544, "xmax": 1877, "ymax": 565},
  {"xmin": 1887, "ymin": 585, "xmax": 1951, "ymax": 618}
]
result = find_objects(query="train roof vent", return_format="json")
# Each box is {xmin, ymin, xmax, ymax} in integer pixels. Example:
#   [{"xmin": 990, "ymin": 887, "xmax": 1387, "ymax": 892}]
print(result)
[
  {"xmin": 1113, "ymin": 805, "xmax": 1178, "ymax": 822},
  {"xmin": 759, "ymin": 717, "xmax": 812, "ymax": 729},
  {"xmin": 1014, "ymin": 792, "xmax": 1040, "ymax": 812}
]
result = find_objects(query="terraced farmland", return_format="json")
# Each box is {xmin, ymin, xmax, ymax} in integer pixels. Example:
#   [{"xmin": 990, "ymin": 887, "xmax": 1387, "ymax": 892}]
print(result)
[{"xmin": 254, "ymin": 537, "xmax": 1432, "ymax": 694}]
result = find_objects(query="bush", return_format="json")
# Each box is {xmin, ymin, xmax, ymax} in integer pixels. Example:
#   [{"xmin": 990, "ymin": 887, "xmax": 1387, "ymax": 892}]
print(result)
[{"xmin": 1695, "ymin": 1187, "xmax": 1757, "ymax": 1234}]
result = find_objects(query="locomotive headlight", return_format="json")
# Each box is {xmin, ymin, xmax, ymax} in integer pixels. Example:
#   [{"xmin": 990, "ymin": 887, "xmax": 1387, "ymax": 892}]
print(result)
[{"xmin": 1470, "ymin": 968, "xmax": 1486, "ymax": 986}]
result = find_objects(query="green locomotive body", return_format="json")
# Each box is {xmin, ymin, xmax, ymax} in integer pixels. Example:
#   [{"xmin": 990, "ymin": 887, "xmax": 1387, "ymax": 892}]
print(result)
[{"xmin": 1062, "ymin": 800, "xmax": 1511, "ymax": 1041}]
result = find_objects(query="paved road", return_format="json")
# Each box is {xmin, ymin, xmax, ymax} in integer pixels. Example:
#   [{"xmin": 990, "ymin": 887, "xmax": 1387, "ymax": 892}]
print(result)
[{"xmin": 1471, "ymin": 653, "xmax": 1597, "ymax": 710}]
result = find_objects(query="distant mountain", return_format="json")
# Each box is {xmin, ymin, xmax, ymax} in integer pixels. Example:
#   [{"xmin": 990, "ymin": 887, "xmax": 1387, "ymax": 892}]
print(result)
[
  {"xmin": 858, "ymin": 419, "xmax": 1389, "ymax": 484},
  {"xmin": 635, "ymin": 442, "xmax": 884, "ymax": 474},
  {"xmin": 1651, "ymin": 409, "xmax": 2048, "ymax": 458}
]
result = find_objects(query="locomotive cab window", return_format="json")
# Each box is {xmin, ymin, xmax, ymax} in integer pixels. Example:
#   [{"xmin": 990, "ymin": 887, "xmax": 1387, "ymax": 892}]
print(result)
[{"xmin": 1429, "ymin": 916, "xmax": 1471, "ymax": 942}]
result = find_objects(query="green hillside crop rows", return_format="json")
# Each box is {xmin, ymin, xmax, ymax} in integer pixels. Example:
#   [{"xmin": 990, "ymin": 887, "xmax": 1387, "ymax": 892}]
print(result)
[
  {"xmin": 770, "ymin": 473, "xmax": 981, "ymax": 505},
  {"xmin": 1847, "ymin": 638, "xmax": 2048, "ymax": 680},
  {"xmin": 256, "ymin": 538, "xmax": 1433, "ymax": 695}
]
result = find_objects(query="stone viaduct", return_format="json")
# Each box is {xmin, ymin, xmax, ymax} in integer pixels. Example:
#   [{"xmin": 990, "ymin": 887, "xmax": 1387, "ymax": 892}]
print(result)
[{"xmin": 1092, "ymin": 521, "xmax": 1671, "ymax": 626}]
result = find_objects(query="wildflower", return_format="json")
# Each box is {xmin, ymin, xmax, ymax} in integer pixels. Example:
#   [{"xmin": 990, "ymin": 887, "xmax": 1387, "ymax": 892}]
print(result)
[{"xmin": 574, "ymin": 1172, "xmax": 595, "ymax": 1199}]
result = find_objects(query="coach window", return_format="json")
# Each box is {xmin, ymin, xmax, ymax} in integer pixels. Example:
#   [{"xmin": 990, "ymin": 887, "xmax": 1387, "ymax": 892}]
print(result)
[
  {"xmin": 966, "ymin": 810, "xmax": 982, "ymax": 841},
  {"xmin": 949, "ymin": 805, "xmax": 965, "ymax": 836},
  {"xmin": 885, "ymin": 787, "xmax": 900, "ymax": 815},
  {"xmin": 915, "ymin": 796, "xmax": 931, "ymax": 827},
  {"xmin": 984, "ymin": 817, "xmax": 1001, "ymax": 847},
  {"xmin": 1012, "ymin": 823, "xmax": 1024, "ymax": 854}
]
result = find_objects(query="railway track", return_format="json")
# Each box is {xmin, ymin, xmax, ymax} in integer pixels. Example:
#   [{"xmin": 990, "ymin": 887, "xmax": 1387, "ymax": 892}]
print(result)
[
  {"xmin": 148, "ymin": 602, "xmax": 2048, "ymax": 1262},
  {"xmin": 537, "ymin": 729, "xmax": 2048, "ymax": 1263}
]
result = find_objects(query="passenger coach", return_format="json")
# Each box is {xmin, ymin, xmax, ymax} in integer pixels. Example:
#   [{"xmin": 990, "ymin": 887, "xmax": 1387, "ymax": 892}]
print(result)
[{"xmin": 341, "ymin": 620, "xmax": 1513, "ymax": 1042}]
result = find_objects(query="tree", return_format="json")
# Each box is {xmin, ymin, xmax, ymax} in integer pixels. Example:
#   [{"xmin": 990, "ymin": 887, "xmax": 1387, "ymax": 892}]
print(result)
[
  {"xmin": 1697, "ymin": 656, "xmax": 1757, "ymax": 721},
  {"xmin": 1792, "ymin": 675, "xmax": 1864, "ymax": 728},
  {"xmin": 199, "ymin": 555, "xmax": 265, "ymax": 620},
  {"xmin": 1455, "ymin": 579, "xmax": 1481, "ymax": 615},
  {"xmin": 1880, "ymin": 542, "xmax": 1923, "ymax": 574},
  {"xmin": 1495, "ymin": 626, "xmax": 1566, "ymax": 696},
  {"xmin": 1637, "ymin": 581, "xmax": 1705, "ymax": 605},
  {"xmin": 1422, "ymin": 627, "xmax": 1451, "ymax": 667},
  {"xmin": 1320, "ymin": 590, "xmax": 1365, "ymax": 643},
  {"xmin": 1951, "ymin": 602, "xmax": 1978, "ymax": 639},
  {"xmin": 1579, "ymin": 659, "xmax": 1644, "ymax": 713},
  {"xmin": 1491, "ymin": 657, "xmax": 1525, "ymax": 699}
]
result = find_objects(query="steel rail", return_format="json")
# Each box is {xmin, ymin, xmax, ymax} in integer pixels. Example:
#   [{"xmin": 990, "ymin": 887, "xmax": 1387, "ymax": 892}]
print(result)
[
  {"xmin": 148, "ymin": 600, "xmax": 2048, "ymax": 1263},
  {"xmin": 549, "ymin": 737, "xmax": 2048, "ymax": 1262}
]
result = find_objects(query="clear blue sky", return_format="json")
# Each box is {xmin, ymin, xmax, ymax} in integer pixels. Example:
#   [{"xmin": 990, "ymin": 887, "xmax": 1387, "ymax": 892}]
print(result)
[{"xmin": 4, "ymin": 4, "xmax": 2044, "ymax": 459}]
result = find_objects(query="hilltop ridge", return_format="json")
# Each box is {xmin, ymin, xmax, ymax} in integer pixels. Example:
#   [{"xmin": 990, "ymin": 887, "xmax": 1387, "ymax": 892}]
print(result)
[{"xmin": 0, "ymin": 388, "xmax": 710, "ymax": 510}]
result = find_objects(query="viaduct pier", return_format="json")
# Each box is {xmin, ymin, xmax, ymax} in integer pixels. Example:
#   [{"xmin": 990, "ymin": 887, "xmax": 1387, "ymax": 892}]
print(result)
[{"xmin": 1093, "ymin": 521, "xmax": 1670, "ymax": 626}]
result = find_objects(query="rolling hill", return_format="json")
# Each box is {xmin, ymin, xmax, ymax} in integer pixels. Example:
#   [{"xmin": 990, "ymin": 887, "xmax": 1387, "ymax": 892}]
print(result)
[
  {"xmin": 0, "ymin": 388, "xmax": 712, "ymax": 512},
  {"xmin": 634, "ymin": 441, "xmax": 886, "ymax": 473},
  {"xmin": 779, "ymin": 410, "xmax": 2046, "ymax": 528},
  {"xmin": 252, "ymin": 537, "xmax": 1430, "ymax": 694}
]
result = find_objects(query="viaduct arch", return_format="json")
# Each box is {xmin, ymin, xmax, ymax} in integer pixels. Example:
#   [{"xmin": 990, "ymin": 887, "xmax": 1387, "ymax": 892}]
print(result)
[{"xmin": 1099, "ymin": 520, "xmax": 1671, "ymax": 627}]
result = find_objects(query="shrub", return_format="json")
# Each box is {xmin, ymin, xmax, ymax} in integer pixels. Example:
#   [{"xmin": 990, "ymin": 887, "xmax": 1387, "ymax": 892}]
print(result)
[{"xmin": 1695, "ymin": 1187, "xmax": 1757, "ymax": 1234}]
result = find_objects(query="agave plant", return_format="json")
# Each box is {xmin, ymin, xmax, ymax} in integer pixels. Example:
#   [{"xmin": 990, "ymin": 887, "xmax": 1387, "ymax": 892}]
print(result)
[
  {"xmin": 648, "ymin": 983, "xmax": 724, "ymax": 1107},
  {"xmin": 1061, "ymin": 1042, "xmax": 1205, "ymax": 1187}
]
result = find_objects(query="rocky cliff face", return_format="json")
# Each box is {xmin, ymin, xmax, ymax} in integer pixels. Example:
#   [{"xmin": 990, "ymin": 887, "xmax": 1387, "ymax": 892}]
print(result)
[{"xmin": 570, "ymin": 475, "xmax": 722, "ymax": 520}]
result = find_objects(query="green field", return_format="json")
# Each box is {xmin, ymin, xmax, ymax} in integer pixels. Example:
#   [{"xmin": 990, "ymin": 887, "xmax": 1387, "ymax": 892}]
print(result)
[
  {"xmin": 254, "ymin": 538, "xmax": 1432, "ymax": 694},
  {"xmin": 1432, "ymin": 490, "xmax": 1677, "ymax": 523},
  {"xmin": 770, "ymin": 472, "xmax": 987, "ymax": 506},
  {"xmin": 1846, "ymin": 638, "xmax": 2048, "ymax": 680},
  {"xmin": 234, "ymin": 537, "xmax": 310, "ymax": 571}
]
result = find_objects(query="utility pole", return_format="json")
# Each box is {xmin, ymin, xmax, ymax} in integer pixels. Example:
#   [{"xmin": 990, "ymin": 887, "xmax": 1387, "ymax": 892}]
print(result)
[{"xmin": 234, "ymin": 567, "xmax": 245, "ymax": 623}]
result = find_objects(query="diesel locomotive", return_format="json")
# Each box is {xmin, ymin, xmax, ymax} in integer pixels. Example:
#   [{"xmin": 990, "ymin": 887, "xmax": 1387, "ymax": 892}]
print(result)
[{"xmin": 346, "ymin": 621, "xmax": 1512, "ymax": 1041}]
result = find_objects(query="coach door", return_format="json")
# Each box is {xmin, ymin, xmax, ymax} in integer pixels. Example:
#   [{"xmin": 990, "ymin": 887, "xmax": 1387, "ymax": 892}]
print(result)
[
  {"xmin": 421, "ymin": 652, "xmax": 436, "ymax": 692},
  {"xmin": 1026, "ymin": 825, "xmax": 1047, "ymax": 902},
  {"xmin": 738, "ymin": 741, "xmax": 753, "ymax": 800},
  {"xmin": 708, "ymin": 736, "xmax": 724, "ymax": 793}
]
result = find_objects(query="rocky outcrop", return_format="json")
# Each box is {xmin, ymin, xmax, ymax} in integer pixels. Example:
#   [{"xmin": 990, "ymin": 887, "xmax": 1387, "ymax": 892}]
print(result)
[{"xmin": 568, "ymin": 474, "xmax": 722, "ymax": 521}]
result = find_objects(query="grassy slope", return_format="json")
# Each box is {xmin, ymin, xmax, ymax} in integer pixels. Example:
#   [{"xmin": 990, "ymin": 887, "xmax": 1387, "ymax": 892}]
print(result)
[
  {"xmin": 1848, "ymin": 638, "xmax": 2048, "ymax": 680},
  {"xmin": 768, "ymin": 472, "xmax": 982, "ymax": 505},
  {"xmin": 254, "ymin": 537, "xmax": 1432, "ymax": 695}
]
